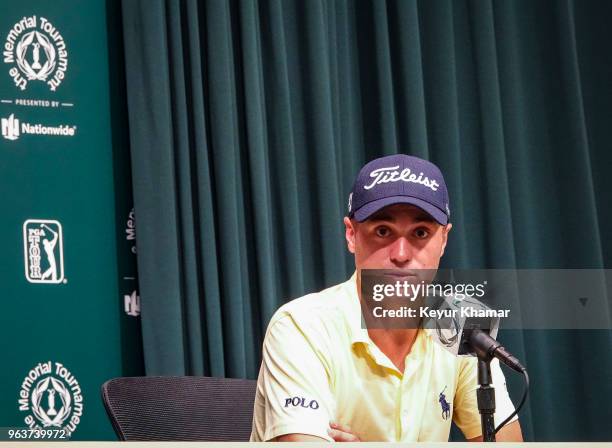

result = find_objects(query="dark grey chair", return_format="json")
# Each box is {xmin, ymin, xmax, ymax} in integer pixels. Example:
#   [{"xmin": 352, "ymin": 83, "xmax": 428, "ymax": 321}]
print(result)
[{"xmin": 101, "ymin": 376, "xmax": 257, "ymax": 441}]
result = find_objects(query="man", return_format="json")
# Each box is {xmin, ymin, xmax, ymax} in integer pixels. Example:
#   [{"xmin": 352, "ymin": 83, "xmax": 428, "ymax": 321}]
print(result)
[{"xmin": 250, "ymin": 154, "xmax": 522, "ymax": 442}]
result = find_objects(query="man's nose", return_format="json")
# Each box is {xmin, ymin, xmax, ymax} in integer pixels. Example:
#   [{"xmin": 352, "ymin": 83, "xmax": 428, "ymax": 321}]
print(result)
[{"xmin": 390, "ymin": 236, "xmax": 413, "ymax": 265}]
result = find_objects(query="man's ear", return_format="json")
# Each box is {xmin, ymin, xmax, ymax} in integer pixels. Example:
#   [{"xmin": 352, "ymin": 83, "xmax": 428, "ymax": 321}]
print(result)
[
  {"xmin": 439, "ymin": 223, "xmax": 452, "ymax": 257},
  {"xmin": 344, "ymin": 217, "xmax": 356, "ymax": 254}
]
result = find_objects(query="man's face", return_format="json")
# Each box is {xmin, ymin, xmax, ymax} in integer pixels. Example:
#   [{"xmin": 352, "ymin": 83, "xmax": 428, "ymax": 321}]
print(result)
[{"xmin": 344, "ymin": 204, "xmax": 452, "ymax": 271}]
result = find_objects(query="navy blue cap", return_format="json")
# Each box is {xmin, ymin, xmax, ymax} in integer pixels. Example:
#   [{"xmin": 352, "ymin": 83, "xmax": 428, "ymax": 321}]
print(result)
[{"xmin": 347, "ymin": 154, "xmax": 450, "ymax": 225}]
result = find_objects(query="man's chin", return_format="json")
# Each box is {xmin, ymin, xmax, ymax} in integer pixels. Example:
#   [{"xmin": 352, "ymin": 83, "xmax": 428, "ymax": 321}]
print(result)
[{"xmin": 358, "ymin": 267, "xmax": 439, "ymax": 283}]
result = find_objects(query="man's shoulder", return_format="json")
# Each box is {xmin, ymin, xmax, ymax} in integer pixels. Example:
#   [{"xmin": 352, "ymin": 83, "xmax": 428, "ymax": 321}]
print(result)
[{"xmin": 266, "ymin": 278, "xmax": 355, "ymax": 337}]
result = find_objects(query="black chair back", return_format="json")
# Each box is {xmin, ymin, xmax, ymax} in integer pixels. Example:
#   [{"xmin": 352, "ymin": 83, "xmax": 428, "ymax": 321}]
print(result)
[{"xmin": 101, "ymin": 376, "xmax": 257, "ymax": 441}]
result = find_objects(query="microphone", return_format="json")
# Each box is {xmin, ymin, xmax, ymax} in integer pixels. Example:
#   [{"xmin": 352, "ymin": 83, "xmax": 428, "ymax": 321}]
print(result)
[
  {"xmin": 464, "ymin": 328, "xmax": 525, "ymax": 373},
  {"xmin": 424, "ymin": 294, "xmax": 526, "ymax": 372}
]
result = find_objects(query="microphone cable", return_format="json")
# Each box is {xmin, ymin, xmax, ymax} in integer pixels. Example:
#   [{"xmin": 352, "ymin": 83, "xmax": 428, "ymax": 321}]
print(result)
[{"xmin": 494, "ymin": 367, "xmax": 530, "ymax": 434}]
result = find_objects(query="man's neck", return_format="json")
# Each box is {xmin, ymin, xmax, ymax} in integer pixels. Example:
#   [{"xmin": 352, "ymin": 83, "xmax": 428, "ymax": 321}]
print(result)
[
  {"xmin": 355, "ymin": 272, "xmax": 420, "ymax": 372},
  {"xmin": 367, "ymin": 328, "xmax": 419, "ymax": 373}
]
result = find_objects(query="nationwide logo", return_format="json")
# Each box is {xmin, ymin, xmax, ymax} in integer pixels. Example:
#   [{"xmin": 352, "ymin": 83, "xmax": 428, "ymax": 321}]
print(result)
[
  {"xmin": 1, "ymin": 113, "xmax": 19, "ymax": 140},
  {"xmin": 23, "ymin": 219, "xmax": 65, "ymax": 284},
  {"xmin": 124, "ymin": 290, "xmax": 141, "ymax": 317},
  {"xmin": 3, "ymin": 16, "xmax": 68, "ymax": 91},
  {"xmin": 1, "ymin": 114, "xmax": 76, "ymax": 140},
  {"xmin": 18, "ymin": 361, "xmax": 84, "ymax": 436}
]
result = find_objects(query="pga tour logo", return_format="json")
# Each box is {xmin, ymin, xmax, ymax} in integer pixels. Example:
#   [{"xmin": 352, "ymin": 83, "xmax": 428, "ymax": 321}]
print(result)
[
  {"xmin": 3, "ymin": 16, "xmax": 68, "ymax": 91},
  {"xmin": 18, "ymin": 361, "xmax": 84, "ymax": 435},
  {"xmin": 23, "ymin": 219, "xmax": 65, "ymax": 284}
]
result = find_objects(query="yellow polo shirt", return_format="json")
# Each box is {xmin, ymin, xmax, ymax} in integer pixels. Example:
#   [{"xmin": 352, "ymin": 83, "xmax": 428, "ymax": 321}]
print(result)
[{"xmin": 250, "ymin": 274, "xmax": 517, "ymax": 442}]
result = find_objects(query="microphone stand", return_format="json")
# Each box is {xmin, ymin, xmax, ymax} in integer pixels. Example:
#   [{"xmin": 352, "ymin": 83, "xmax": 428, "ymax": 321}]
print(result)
[
  {"xmin": 477, "ymin": 358, "xmax": 496, "ymax": 442},
  {"xmin": 466, "ymin": 328, "xmax": 527, "ymax": 442}
]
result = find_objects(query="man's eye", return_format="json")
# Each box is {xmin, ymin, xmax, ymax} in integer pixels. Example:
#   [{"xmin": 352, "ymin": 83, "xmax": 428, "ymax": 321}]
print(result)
[
  {"xmin": 375, "ymin": 226, "xmax": 391, "ymax": 237},
  {"xmin": 414, "ymin": 228, "xmax": 430, "ymax": 239}
]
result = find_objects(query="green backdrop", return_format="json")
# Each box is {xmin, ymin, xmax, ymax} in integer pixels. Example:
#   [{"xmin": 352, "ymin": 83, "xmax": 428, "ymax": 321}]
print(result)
[
  {"xmin": 0, "ymin": 0, "xmax": 142, "ymax": 441},
  {"xmin": 1, "ymin": 0, "xmax": 611, "ymax": 442}
]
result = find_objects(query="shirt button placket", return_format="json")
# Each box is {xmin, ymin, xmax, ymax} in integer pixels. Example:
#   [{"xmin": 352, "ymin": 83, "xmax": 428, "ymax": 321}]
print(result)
[{"xmin": 398, "ymin": 375, "xmax": 410, "ymax": 439}]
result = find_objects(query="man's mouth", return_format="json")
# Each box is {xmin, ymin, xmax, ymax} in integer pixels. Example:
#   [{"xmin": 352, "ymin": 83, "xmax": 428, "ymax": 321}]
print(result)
[{"xmin": 381, "ymin": 270, "xmax": 419, "ymax": 280}]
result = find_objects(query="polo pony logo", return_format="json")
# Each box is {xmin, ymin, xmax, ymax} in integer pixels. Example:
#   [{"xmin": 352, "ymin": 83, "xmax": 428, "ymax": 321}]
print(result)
[{"xmin": 439, "ymin": 386, "xmax": 451, "ymax": 420}]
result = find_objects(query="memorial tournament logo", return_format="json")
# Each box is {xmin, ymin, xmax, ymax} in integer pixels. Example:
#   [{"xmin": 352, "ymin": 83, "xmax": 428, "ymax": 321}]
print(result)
[
  {"xmin": 3, "ymin": 16, "xmax": 68, "ymax": 91},
  {"xmin": 23, "ymin": 219, "xmax": 65, "ymax": 284},
  {"xmin": 18, "ymin": 361, "xmax": 84, "ymax": 435},
  {"xmin": 125, "ymin": 208, "xmax": 136, "ymax": 254}
]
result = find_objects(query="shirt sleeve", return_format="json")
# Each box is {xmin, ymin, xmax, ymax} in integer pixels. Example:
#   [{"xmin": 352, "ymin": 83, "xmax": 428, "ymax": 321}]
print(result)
[
  {"xmin": 256, "ymin": 315, "xmax": 335, "ymax": 442},
  {"xmin": 452, "ymin": 357, "xmax": 518, "ymax": 440}
]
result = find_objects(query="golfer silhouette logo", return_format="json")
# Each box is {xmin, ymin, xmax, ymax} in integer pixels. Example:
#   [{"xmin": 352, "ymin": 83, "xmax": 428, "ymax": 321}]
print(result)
[
  {"xmin": 439, "ymin": 386, "xmax": 451, "ymax": 420},
  {"xmin": 40, "ymin": 224, "xmax": 59, "ymax": 281}
]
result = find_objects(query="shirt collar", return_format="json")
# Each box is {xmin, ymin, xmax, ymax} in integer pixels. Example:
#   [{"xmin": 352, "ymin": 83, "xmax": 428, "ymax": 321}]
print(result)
[{"xmin": 343, "ymin": 271, "xmax": 371, "ymax": 346}]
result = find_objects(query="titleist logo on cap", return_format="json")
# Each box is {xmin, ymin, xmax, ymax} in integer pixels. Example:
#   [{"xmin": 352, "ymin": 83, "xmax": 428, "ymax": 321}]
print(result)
[{"xmin": 364, "ymin": 165, "xmax": 440, "ymax": 192}]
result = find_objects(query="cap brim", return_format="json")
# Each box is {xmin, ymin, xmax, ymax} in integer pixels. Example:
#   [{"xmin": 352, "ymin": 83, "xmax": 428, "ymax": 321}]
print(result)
[{"xmin": 353, "ymin": 196, "xmax": 449, "ymax": 225}]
